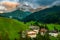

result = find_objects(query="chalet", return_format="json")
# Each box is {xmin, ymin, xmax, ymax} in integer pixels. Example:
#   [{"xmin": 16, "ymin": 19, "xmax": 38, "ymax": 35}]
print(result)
[
  {"xmin": 29, "ymin": 26, "xmax": 39, "ymax": 34},
  {"xmin": 26, "ymin": 30, "xmax": 37, "ymax": 38},
  {"xmin": 21, "ymin": 25, "xmax": 39, "ymax": 38},
  {"xmin": 49, "ymin": 30, "xmax": 58, "ymax": 37},
  {"xmin": 39, "ymin": 27, "xmax": 48, "ymax": 36}
]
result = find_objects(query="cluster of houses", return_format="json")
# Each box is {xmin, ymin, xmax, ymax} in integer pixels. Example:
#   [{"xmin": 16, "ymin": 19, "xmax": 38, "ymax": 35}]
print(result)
[{"xmin": 21, "ymin": 25, "xmax": 60, "ymax": 39}]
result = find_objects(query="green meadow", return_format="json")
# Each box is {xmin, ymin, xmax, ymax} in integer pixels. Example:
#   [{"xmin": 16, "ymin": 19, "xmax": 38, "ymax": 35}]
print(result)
[
  {"xmin": 0, "ymin": 17, "xmax": 60, "ymax": 40},
  {"xmin": 0, "ymin": 17, "xmax": 28, "ymax": 40}
]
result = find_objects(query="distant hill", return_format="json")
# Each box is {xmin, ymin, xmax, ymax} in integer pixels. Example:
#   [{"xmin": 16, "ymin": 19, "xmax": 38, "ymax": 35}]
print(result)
[
  {"xmin": 0, "ymin": 9, "xmax": 31, "ymax": 21},
  {"xmin": 22, "ymin": 6, "xmax": 60, "ymax": 23}
]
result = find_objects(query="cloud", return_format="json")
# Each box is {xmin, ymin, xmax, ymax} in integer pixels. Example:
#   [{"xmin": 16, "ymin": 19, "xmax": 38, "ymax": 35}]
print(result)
[
  {"xmin": 46, "ymin": 0, "xmax": 60, "ymax": 8},
  {"xmin": 20, "ymin": 1, "xmax": 39, "ymax": 9},
  {"xmin": 0, "ymin": 0, "xmax": 60, "ymax": 12},
  {"xmin": 19, "ymin": 0, "xmax": 60, "ymax": 9},
  {"xmin": 1, "ymin": 0, "xmax": 60, "ymax": 8},
  {"xmin": 0, "ymin": 0, "xmax": 19, "ymax": 13},
  {"xmin": 52, "ymin": 1, "xmax": 60, "ymax": 6},
  {"xmin": 0, "ymin": 0, "xmax": 19, "ymax": 3}
]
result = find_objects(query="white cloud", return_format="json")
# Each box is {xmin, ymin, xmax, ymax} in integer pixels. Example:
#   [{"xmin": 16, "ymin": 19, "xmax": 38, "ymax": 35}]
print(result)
[
  {"xmin": 0, "ymin": 0, "xmax": 60, "ymax": 12},
  {"xmin": 47, "ymin": 0, "xmax": 60, "ymax": 8},
  {"xmin": 0, "ymin": 0, "xmax": 19, "ymax": 3},
  {"xmin": 52, "ymin": 1, "xmax": 60, "ymax": 6}
]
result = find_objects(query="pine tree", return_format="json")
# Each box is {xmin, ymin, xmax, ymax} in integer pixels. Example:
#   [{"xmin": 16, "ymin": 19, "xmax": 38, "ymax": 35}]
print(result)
[
  {"xmin": 43, "ymin": 32, "xmax": 50, "ymax": 40},
  {"xmin": 57, "ymin": 34, "xmax": 60, "ymax": 40},
  {"xmin": 36, "ymin": 32, "xmax": 44, "ymax": 40},
  {"xmin": 24, "ymin": 35, "xmax": 31, "ymax": 40}
]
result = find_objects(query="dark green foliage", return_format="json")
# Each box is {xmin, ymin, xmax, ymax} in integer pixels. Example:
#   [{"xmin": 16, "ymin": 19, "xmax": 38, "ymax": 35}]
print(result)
[
  {"xmin": 0, "ymin": 10, "xmax": 31, "ymax": 21},
  {"xmin": 43, "ymin": 33, "xmax": 50, "ymax": 40},
  {"xmin": 33, "ymin": 21, "xmax": 39, "ymax": 26},
  {"xmin": 36, "ymin": 32, "xmax": 44, "ymax": 40},
  {"xmin": 25, "ymin": 37, "xmax": 31, "ymax": 40},
  {"xmin": 50, "ymin": 36, "xmax": 58, "ymax": 40},
  {"xmin": 57, "ymin": 34, "xmax": 60, "ymax": 40},
  {"xmin": 23, "ymin": 6, "xmax": 60, "ymax": 23}
]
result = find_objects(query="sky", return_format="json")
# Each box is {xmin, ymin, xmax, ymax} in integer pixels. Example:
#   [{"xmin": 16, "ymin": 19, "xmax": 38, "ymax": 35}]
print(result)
[
  {"xmin": 0, "ymin": 0, "xmax": 19, "ymax": 3},
  {"xmin": 0, "ymin": 0, "xmax": 60, "ymax": 4},
  {"xmin": 0, "ymin": 0, "xmax": 60, "ymax": 12},
  {"xmin": 0, "ymin": 0, "xmax": 60, "ymax": 7},
  {"xmin": 19, "ymin": 0, "xmax": 60, "ymax": 9}
]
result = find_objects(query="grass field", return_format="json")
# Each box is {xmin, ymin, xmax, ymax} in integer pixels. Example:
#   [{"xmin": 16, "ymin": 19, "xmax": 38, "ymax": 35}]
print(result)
[
  {"xmin": 26, "ymin": 21, "xmax": 60, "ymax": 31},
  {"xmin": 47, "ymin": 24, "xmax": 60, "ymax": 31},
  {"xmin": 0, "ymin": 17, "xmax": 60, "ymax": 40},
  {"xmin": 0, "ymin": 17, "xmax": 28, "ymax": 40}
]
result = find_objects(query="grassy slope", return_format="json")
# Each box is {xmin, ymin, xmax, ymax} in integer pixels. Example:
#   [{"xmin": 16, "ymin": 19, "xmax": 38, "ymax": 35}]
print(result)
[
  {"xmin": 0, "ymin": 17, "xmax": 60, "ymax": 40},
  {"xmin": 47, "ymin": 24, "xmax": 60, "ymax": 30},
  {"xmin": 26, "ymin": 21, "xmax": 60, "ymax": 31},
  {"xmin": 0, "ymin": 17, "xmax": 28, "ymax": 40}
]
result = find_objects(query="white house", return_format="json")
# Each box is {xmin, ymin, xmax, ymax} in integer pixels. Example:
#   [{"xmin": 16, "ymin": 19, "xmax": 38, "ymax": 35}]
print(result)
[
  {"xmin": 27, "ymin": 31, "xmax": 37, "ymax": 38},
  {"xmin": 49, "ymin": 30, "xmax": 58, "ymax": 37},
  {"xmin": 49, "ymin": 33, "xmax": 58, "ymax": 37}
]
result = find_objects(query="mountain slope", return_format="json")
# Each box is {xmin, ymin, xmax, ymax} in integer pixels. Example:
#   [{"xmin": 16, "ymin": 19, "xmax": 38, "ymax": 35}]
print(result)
[
  {"xmin": 0, "ymin": 10, "xmax": 31, "ymax": 20},
  {"xmin": 0, "ymin": 17, "xmax": 28, "ymax": 40},
  {"xmin": 22, "ymin": 6, "xmax": 60, "ymax": 23}
]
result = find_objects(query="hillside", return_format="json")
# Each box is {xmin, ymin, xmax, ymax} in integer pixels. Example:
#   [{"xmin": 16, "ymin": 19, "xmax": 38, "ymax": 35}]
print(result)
[
  {"xmin": 0, "ymin": 10, "xmax": 31, "ymax": 21},
  {"xmin": 0, "ymin": 17, "xmax": 28, "ymax": 40},
  {"xmin": 22, "ymin": 6, "xmax": 60, "ymax": 23}
]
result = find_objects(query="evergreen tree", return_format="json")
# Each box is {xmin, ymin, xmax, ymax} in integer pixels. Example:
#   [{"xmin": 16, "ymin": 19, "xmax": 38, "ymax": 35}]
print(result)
[
  {"xmin": 43, "ymin": 32, "xmax": 50, "ymax": 40},
  {"xmin": 18, "ymin": 30, "xmax": 23, "ymax": 40},
  {"xmin": 57, "ymin": 34, "xmax": 60, "ymax": 40},
  {"xmin": 34, "ymin": 21, "xmax": 39, "ymax": 26},
  {"xmin": 25, "ymin": 34, "xmax": 32, "ymax": 40},
  {"xmin": 36, "ymin": 32, "xmax": 44, "ymax": 40}
]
